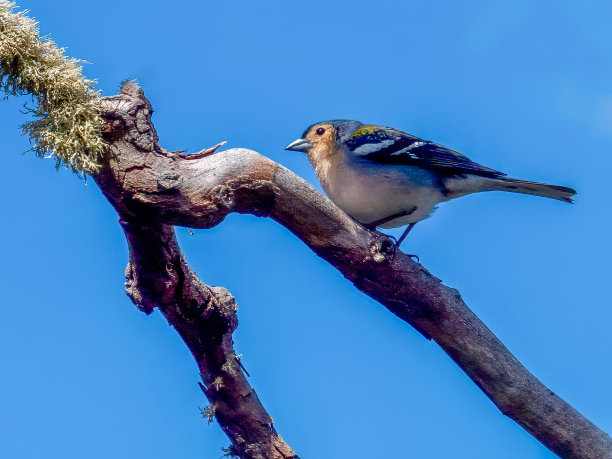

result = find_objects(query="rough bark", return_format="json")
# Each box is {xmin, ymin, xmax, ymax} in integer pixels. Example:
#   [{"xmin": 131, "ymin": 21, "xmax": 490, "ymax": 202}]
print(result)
[{"xmin": 93, "ymin": 82, "xmax": 612, "ymax": 459}]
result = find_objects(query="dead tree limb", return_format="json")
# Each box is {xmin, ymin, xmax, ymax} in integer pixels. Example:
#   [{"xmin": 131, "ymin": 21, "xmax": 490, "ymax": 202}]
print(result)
[
  {"xmin": 121, "ymin": 222, "xmax": 297, "ymax": 459},
  {"xmin": 93, "ymin": 82, "xmax": 612, "ymax": 459}
]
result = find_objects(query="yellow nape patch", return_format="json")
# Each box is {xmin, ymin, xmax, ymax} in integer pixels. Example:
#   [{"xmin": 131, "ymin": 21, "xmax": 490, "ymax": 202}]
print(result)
[{"xmin": 350, "ymin": 125, "xmax": 381, "ymax": 139}]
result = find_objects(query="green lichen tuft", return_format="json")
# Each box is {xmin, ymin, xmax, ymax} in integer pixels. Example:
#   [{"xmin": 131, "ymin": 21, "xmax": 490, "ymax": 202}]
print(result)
[{"xmin": 0, "ymin": 1, "xmax": 105, "ymax": 175}]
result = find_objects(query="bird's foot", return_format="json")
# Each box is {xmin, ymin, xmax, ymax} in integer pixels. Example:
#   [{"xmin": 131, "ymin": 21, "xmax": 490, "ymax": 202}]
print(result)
[
  {"xmin": 362, "ymin": 220, "xmax": 420, "ymax": 262},
  {"xmin": 364, "ymin": 228, "xmax": 420, "ymax": 263},
  {"xmin": 364, "ymin": 225, "xmax": 396, "ymax": 245}
]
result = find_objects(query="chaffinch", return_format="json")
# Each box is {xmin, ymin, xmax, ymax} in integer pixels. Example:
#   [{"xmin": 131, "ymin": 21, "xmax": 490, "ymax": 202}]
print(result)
[{"xmin": 286, "ymin": 120, "xmax": 576, "ymax": 246}]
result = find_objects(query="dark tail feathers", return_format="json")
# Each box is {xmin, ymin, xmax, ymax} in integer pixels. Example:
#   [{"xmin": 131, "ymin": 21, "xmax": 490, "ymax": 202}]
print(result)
[{"xmin": 495, "ymin": 177, "xmax": 576, "ymax": 203}]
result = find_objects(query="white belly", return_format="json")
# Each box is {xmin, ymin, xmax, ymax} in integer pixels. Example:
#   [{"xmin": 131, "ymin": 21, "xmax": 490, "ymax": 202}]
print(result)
[{"xmin": 319, "ymin": 159, "xmax": 447, "ymax": 228}]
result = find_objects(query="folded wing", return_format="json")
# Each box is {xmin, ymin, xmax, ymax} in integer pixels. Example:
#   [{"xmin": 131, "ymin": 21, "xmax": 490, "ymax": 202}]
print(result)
[{"xmin": 346, "ymin": 125, "xmax": 505, "ymax": 178}]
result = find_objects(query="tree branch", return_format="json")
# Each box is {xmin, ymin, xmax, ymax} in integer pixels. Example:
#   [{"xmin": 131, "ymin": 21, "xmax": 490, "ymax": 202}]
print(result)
[
  {"xmin": 94, "ymin": 82, "xmax": 612, "ymax": 459},
  {"xmin": 121, "ymin": 221, "xmax": 296, "ymax": 459}
]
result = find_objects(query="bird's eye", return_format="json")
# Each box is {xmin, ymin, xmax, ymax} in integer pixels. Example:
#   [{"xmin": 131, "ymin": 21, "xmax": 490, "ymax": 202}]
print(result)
[{"xmin": 316, "ymin": 127, "xmax": 326, "ymax": 136}]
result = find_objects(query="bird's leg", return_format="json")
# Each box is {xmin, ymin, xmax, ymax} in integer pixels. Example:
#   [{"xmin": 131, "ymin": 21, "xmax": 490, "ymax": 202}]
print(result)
[
  {"xmin": 376, "ymin": 224, "xmax": 419, "ymax": 262},
  {"xmin": 367, "ymin": 206, "xmax": 417, "ymax": 229},
  {"xmin": 396, "ymin": 223, "xmax": 419, "ymax": 262},
  {"xmin": 360, "ymin": 220, "xmax": 396, "ymax": 243},
  {"xmin": 356, "ymin": 217, "xmax": 398, "ymax": 257},
  {"xmin": 361, "ymin": 209, "xmax": 419, "ymax": 262},
  {"xmin": 396, "ymin": 223, "xmax": 416, "ymax": 248}
]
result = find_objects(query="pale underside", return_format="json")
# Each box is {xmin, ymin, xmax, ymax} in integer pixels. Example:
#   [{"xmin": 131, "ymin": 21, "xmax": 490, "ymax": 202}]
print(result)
[{"xmin": 314, "ymin": 152, "xmax": 450, "ymax": 227}]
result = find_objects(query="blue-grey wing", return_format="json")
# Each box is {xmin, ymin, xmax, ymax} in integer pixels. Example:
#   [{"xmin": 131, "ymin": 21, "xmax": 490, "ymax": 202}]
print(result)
[{"xmin": 345, "ymin": 126, "xmax": 505, "ymax": 178}]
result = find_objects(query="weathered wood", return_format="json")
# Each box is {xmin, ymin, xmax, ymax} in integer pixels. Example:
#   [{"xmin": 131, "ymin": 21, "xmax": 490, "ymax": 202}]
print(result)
[{"xmin": 93, "ymin": 82, "xmax": 612, "ymax": 459}]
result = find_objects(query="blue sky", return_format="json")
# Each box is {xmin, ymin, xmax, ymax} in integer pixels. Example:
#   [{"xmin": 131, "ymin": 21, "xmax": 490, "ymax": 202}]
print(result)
[{"xmin": 1, "ymin": 1, "xmax": 611, "ymax": 457}]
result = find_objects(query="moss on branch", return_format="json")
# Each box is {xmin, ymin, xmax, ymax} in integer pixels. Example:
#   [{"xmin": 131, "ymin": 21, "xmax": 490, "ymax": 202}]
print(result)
[{"xmin": 0, "ymin": 1, "xmax": 105, "ymax": 175}]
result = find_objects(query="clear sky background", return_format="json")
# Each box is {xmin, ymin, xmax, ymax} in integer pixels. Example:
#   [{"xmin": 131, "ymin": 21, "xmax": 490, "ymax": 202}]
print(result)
[{"xmin": 1, "ymin": 1, "xmax": 611, "ymax": 458}]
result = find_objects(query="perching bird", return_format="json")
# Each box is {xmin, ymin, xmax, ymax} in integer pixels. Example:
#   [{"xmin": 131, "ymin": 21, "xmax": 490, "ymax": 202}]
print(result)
[{"xmin": 285, "ymin": 120, "xmax": 576, "ymax": 247}]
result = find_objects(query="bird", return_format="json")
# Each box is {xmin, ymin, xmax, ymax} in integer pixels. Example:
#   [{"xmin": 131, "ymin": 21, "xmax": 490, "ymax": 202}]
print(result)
[{"xmin": 285, "ymin": 120, "xmax": 576, "ymax": 247}]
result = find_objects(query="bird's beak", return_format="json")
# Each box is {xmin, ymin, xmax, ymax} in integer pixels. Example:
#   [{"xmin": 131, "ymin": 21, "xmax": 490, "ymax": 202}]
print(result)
[{"xmin": 285, "ymin": 138, "xmax": 313, "ymax": 152}]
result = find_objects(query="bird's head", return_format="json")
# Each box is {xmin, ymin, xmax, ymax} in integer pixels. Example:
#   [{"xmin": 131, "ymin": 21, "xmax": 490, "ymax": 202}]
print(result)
[{"xmin": 285, "ymin": 120, "xmax": 363, "ymax": 159}]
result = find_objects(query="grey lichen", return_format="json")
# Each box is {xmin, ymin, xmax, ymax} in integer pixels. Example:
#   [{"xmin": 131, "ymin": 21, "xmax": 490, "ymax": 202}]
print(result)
[
  {"xmin": 0, "ymin": 1, "xmax": 105, "ymax": 175},
  {"xmin": 221, "ymin": 445, "xmax": 240, "ymax": 458},
  {"xmin": 212, "ymin": 376, "xmax": 224, "ymax": 391},
  {"xmin": 200, "ymin": 403, "xmax": 217, "ymax": 424},
  {"xmin": 221, "ymin": 353, "xmax": 240, "ymax": 376}
]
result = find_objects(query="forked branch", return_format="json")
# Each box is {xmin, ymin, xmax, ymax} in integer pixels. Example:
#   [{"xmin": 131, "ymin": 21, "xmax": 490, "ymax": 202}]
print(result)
[
  {"xmin": 93, "ymin": 82, "xmax": 612, "ymax": 459},
  {"xmin": 122, "ymin": 222, "xmax": 296, "ymax": 458}
]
